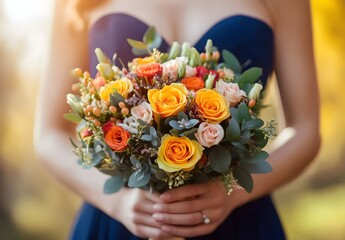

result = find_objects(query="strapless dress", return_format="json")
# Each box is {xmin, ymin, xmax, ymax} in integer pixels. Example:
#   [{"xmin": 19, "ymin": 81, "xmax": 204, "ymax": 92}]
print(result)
[{"xmin": 70, "ymin": 13, "xmax": 286, "ymax": 240}]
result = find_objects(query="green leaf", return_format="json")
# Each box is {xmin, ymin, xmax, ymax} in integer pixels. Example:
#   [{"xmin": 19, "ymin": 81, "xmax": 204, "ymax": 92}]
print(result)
[
  {"xmin": 128, "ymin": 170, "xmax": 151, "ymax": 188},
  {"xmin": 242, "ymin": 118, "xmax": 264, "ymax": 131},
  {"xmin": 242, "ymin": 151, "xmax": 269, "ymax": 163},
  {"xmin": 230, "ymin": 107, "xmax": 239, "ymax": 123},
  {"xmin": 143, "ymin": 26, "xmax": 162, "ymax": 49},
  {"xmin": 110, "ymin": 92, "xmax": 126, "ymax": 108},
  {"xmin": 222, "ymin": 50, "xmax": 242, "ymax": 73},
  {"xmin": 63, "ymin": 112, "xmax": 82, "ymax": 123},
  {"xmin": 226, "ymin": 118, "xmax": 241, "ymax": 142},
  {"xmin": 239, "ymin": 130, "xmax": 251, "ymax": 144},
  {"xmin": 238, "ymin": 67, "xmax": 262, "ymax": 88},
  {"xmin": 241, "ymin": 161, "xmax": 272, "ymax": 174},
  {"xmin": 231, "ymin": 142, "xmax": 248, "ymax": 153},
  {"xmin": 233, "ymin": 166, "xmax": 253, "ymax": 193},
  {"xmin": 179, "ymin": 128, "xmax": 198, "ymax": 137},
  {"xmin": 143, "ymin": 26, "xmax": 156, "ymax": 44},
  {"xmin": 126, "ymin": 39, "xmax": 147, "ymax": 49},
  {"xmin": 237, "ymin": 102, "xmax": 252, "ymax": 122},
  {"xmin": 209, "ymin": 147, "xmax": 232, "ymax": 173},
  {"xmin": 252, "ymin": 130, "xmax": 269, "ymax": 148},
  {"xmin": 103, "ymin": 175, "xmax": 124, "ymax": 194},
  {"xmin": 91, "ymin": 151, "xmax": 106, "ymax": 166}
]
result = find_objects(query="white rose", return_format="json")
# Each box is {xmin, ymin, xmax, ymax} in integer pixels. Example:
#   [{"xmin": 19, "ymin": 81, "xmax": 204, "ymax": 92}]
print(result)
[
  {"xmin": 195, "ymin": 122, "xmax": 224, "ymax": 148},
  {"xmin": 248, "ymin": 83, "xmax": 263, "ymax": 100},
  {"xmin": 215, "ymin": 80, "xmax": 247, "ymax": 107},
  {"xmin": 117, "ymin": 116, "xmax": 139, "ymax": 134},
  {"xmin": 130, "ymin": 101, "xmax": 153, "ymax": 123}
]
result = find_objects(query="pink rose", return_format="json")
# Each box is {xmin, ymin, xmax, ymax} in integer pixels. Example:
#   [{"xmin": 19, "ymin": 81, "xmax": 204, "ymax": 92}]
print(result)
[
  {"xmin": 215, "ymin": 80, "xmax": 247, "ymax": 107},
  {"xmin": 195, "ymin": 122, "xmax": 224, "ymax": 148},
  {"xmin": 130, "ymin": 101, "xmax": 153, "ymax": 123}
]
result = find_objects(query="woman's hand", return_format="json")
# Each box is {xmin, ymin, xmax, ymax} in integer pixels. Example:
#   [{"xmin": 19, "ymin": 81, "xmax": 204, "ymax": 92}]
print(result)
[
  {"xmin": 152, "ymin": 180, "xmax": 235, "ymax": 238},
  {"xmin": 104, "ymin": 188, "xmax": 174, "ymax": 239}
]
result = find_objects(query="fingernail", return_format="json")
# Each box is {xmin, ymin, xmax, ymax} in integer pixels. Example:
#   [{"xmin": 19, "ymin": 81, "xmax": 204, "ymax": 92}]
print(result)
[
  {"xmin": 152, "ymin": 213, "xmax": 164, "ymax": 221},
  {"xmin": 153, "ymin": 203, "xmax": 163, "ymax": 211},
  {"xmin": 160, "ymin": 193, "xmax": 171, "ymax": 201}
]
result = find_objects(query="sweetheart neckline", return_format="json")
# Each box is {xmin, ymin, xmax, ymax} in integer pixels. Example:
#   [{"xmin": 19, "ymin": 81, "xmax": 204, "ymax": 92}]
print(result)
[{"xmin": 90, "ymin": 13, "xmax": 274, "ymax": 47}]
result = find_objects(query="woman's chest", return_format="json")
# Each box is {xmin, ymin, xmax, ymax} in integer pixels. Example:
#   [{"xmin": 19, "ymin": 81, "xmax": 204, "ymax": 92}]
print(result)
[{"xmin": 88, "ymin": 0, "xmax": 273, "ymax": 45}]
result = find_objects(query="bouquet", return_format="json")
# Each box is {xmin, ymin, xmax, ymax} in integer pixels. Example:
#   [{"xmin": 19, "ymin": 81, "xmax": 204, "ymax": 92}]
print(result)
[{"xmin": 65, "ymin": 27, "xmax": 276, "ymax": 195}]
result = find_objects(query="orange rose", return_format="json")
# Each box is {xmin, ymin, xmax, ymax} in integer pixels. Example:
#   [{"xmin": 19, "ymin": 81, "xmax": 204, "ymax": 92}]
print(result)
[
  {"xmin": 148, "ymin": 83, "xmax": 188, "ymax": 119},
  {"xmin": 181, "ymin": 76, "xmax": 205, "ymax": 91},
  {"xmin": 195, "ymin": 89, "xmax": 230, "ymax": 123},
  {"xmin": 105, "ymin": 126, "xmax": 130, "ymax": 152},
  {"xmin": 135, "ymin": 62, "xmax": 162, "ymax": 78}
]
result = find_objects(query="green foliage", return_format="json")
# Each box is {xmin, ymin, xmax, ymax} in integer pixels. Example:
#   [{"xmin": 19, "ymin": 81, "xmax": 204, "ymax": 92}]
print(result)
[
  {"xmin": 209, "ymin": 147, "xmax": 232, "ymax": 173},
  {"xmin": 233, "ymin": 166, "xmax": 253, "ymax": 193},
  {"xmin": 63, "ymin": 112, "xmax": 82, "ymax": 123},
  {"xmin": 103, "ymin": 175, "xmax": 124, "ymax": 194},
  {"xmin": 222, "ymin": 49, "xmax": 242, "ymax": 73},
  {"xmin": 237, "ymin": 67, "xmax": 262, "ymax": 88}
]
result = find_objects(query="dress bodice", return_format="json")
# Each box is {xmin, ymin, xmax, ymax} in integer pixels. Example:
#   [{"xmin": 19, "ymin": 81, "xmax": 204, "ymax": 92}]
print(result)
[{"xmin": 89, "ymin": 13, "xmax": 274, "ymax": 86}]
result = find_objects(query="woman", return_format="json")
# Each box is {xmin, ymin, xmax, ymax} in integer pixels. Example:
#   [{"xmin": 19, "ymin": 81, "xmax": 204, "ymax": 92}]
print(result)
[{"xmin": 34, "ymin": 0, "xmax": 320, "ymax": 239}]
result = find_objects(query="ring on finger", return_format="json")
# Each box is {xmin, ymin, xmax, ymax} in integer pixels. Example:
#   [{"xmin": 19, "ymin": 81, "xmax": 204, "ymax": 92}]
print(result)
[{"xmin": 200, "ymin": 212, "xmax": 211, "ymax": 225}]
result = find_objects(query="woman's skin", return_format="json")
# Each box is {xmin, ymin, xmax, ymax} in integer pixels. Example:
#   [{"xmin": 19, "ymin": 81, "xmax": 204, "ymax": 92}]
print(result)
[{"xmin": 34, "ymin": 0, "xmax": 320, "ymax": 239}]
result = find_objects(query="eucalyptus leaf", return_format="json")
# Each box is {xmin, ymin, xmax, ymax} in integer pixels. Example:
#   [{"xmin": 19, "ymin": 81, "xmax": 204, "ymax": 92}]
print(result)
[
  {"xmin": 128, "ymin": 170, "xmax": 151, "ymax": 188},
  {"xmin": 91, "ymin": 151, "xmax": 106, "ymax": 166},
  {"xmin": 209, "ymin": 147, "xmax": 232, "ymax": 173},
  {"xmin": 226, "ymin": 118, "xmax": 241, "ymax": 142},
  {"xmin": 238, "ymin": 67, "xmax": 262, "ymax": 88},
  {"xmin": 103, "ymin": 175, "xmax": 124, "ymax": 194},
  {"xmin": 230, "ymin": 107, "xmax": 239, "ymax": 123},
  {"xmin": 130, "ymin": 156, "xmax": 141, "ymax": 168},
  {"xmin": 177, "ymin": 111, "xmax": 188, "ymax": 121},
  {"xmin": 141, "ymin": 134, "xmax": 153, "ymax": 141},
  {"xmin": 233, "ymin": 166, "xmax": 253, "ymax": 193},
  {"xmin": 242, "ymin": 151, "xmax": 269, "ymax": 163},
  {"xmin": 222, "ymin": 49, "xmax": 242, "ymax": 73},
  {"xmin": 237, "ymin": 102, "xmax": 251, "ymax": 122},
  {"xmin": 242, "ymin": 118, "xmax": 264, "ymax": 131},
  {"xmin": 179, "ymin": 128, "xmax": 198, "ymax": 137},
  {"xmin": 252, "ymin": 130, "xmax": 269, "ymax": 148},
  {"xmin": 143, "ymin": 26, "xmax": 157, "ymax": 44},
  {"xmin": 241, "ymin": 161, "xmax": 272, "ymax": 174},
  {"xmin": 110, "ymin": 92, "xmax": 126, "ymax": 108},
  {"xmin": 239, "ymin": 130, "xmax": 251, "ymax": 144},
  {"xmin": 63, "ymin": 112, "xmax": 82, "ymax": 123},
  {"xmin": 126, "ymin": 39, "xmax": 147, "ymax": 49}
]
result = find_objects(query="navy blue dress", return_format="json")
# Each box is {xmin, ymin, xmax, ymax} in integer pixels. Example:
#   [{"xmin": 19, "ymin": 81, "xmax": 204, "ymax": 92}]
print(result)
[{"xmin": 70, "ymin": 13, "xmax": 285, "ymax": 240}]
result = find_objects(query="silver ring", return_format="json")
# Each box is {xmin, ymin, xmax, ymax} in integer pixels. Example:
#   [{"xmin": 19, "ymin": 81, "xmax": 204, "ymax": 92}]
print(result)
[{"xmin": 201, "ymin": 212, "xmax": 210, "ymax": 225}]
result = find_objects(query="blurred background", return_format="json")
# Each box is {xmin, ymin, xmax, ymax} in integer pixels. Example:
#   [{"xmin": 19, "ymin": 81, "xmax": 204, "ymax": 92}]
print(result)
[{"xmin": 0, "ymin": 0, "xmax": 344, "ymax": 239}]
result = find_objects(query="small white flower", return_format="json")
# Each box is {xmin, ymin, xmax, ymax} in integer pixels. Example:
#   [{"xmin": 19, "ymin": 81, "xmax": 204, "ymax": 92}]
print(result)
[
  {"xmin": 248, "ymin": 83, "xmax": 263, "ymax": 100},
  {"xmin": 117, "ymin": 116, "xmax": 139, "ymax": 134}
]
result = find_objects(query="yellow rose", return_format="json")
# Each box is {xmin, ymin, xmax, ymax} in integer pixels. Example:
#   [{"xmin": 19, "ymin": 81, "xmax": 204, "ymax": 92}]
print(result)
[
  {"xmin": 100, "ymin": 78, "xmax": 133, "ymax": 101},
  {"xmin": 148, "ymin": 83, "xmax": 188, "ymax": 119},
  {"xmin": 195, "ymin": 89, "xmax": 230, "ymax": 123},
  {"xmin": 157, "ymin": 134, "xmax": 204, "ymax": 172}
]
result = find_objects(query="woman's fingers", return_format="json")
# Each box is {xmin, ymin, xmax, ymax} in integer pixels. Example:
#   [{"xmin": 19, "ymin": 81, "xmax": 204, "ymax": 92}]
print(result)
[
  {"xmin": 160, "ymin": 182, "xmax": 210, "ymax": 202},
  {"xmin": 152, "ymin": 211, "xmax": 205, "ymax": 226}
]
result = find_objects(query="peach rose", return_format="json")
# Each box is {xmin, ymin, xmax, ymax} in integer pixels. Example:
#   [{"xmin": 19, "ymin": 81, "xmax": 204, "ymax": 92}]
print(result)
[
  {"xmin": 195, "ymin": 122, "xmax": 224, "ymax": 148},
  {"xmin": 135, "ymin": 62, "xmax": 162, "ymax": 78},
  {"xmin": 181, "ymin": 76, "xmax": 205, "ymax": 91},
  {"xmin": 215, "ymin": 80, "xmax": 246, "ymax": 107},
  {"xmin": 157, "ymin": 134, "xmax": 204, "ymax": 172},
  {"xmin": 195, "ymin": 89, "xmax": 230, "ymax": 123},
  {"xmin": 148, "ymin": 83, "xmax": 188, "ymax": 119},
  {"xmin": 100, "ymin": 78, "xmax": 133, "ymax": 101},
  {"xmin": 105, "ymin": 125, "xmax": 130, "ymax": 152}
]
